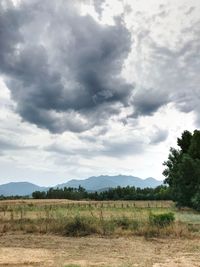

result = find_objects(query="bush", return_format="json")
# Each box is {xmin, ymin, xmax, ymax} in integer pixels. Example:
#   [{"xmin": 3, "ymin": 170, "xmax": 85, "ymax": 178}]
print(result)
[
  {"xmin": 149, "ymin": 212, "xmax": 175, "ymax": 227},
  {"xmin": 114, "ymin": 216, "xmax": 131, "ymax": 229},
  {"xmin": 64, "ymin": 216, "xmax": 97, "ymax": 236},
  {"xmin": 113, "ymin": 216, "xmax": 139, "ymax": 231},
  {"xmin": 191, "ymin": 192, "xmax": 200, "ymax": 211}
]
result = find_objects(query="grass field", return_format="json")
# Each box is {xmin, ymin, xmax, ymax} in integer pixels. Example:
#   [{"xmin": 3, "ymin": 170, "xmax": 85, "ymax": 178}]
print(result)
[
  {"xmin": 0, "ymin": 199, "xmax": 200, "ymax": 266},
  {"xmin": 0, "ymin": 199, "xmax": 200, "ymax": 237}
]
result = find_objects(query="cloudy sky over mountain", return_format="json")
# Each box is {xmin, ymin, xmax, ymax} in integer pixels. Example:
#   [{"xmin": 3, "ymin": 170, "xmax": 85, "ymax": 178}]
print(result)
[{"xmin": 0, "ymin": 0, "xmax": 199, "ymax": 186}]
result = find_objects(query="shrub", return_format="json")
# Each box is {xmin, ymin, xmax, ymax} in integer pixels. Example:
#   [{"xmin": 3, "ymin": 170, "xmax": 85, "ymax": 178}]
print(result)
[
  {"xmin": 64, "ymin": 216, "xmax": 97, "ymax": 236},
  {"xmin": 191, "ymin": 192, "xmax": 200, "ymax": 211},
  {"xmin": 114, "ymin": 216, "xmax": 131, "ymax": 229},
  {"xmin": 130, "ymin": 219, "xmax": 140, "ymax": 231},
  {"xmin": 100, "ymin": 220, "xmax": 115, "ymax": 235},
  {"xmin": 149, "ymin": 212, "xmax": 175, "ymax": 227},
  {"xmin": 113, "ymin": 216, "xmax": 139, "ymax": 231}
]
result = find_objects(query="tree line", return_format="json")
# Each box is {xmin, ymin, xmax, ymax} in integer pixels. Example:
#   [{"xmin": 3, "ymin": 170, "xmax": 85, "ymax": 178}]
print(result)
[{"xmin": 32, "ymin": 185, "xmax": 172, "ymax": 201}]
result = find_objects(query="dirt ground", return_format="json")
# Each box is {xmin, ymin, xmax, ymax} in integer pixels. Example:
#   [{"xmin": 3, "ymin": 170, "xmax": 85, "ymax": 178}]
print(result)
[{"xmin": 0, "ymin": 233, "xmax": 199, "ymax": 267}]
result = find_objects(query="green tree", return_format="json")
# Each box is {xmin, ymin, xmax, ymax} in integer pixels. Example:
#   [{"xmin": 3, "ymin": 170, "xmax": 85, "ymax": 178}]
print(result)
[
  {"xmin": 163, "ymin": 130, "xmax": 200, "ymax": 208},
  {"xmin": 32, "ymin": 191, "xmax": 46, "ymax": 199}
]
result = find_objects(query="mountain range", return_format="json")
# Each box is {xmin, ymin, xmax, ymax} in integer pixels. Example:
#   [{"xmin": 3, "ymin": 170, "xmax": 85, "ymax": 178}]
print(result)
[
  {"xmin": 0, "ymin": 175, "xmax": 163, "ymax": 196},
  {"xmin": 0, "ymin": 182, "xmax": 47, "ymax": 197}
]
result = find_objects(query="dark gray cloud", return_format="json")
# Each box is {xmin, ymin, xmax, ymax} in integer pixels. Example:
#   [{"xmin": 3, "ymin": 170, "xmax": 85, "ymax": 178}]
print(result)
[
  {"xmin": 149, "ymin": 129, "xmax": 168, "ymax": 145},
  {"xmin": 133, "ymin": 88, "xmax": 169, "ymax": 116},
  {"xmin": 0, "ymin": 138, "xmax": 35, "ymax": 153},
  {"xmin": 0, "ymin": 0, "xmax": 133, "ymax": 133}
]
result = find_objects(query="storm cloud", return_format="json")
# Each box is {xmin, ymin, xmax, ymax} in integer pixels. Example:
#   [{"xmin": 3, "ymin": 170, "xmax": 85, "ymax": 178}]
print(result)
[
  {"xmin": 0, "ymin": 0, "xmax": 200, "ymax": 185},
  {"xmin": 0, "ymin": 0, "xmax": 132, "ymax": 133},
  {"xmin": 133, "ymin": 88, "xmax": 169, "ymax": 116},
  {"xmin": 1, "ymin": 0, "xmax": 199, "ymax": 136}
]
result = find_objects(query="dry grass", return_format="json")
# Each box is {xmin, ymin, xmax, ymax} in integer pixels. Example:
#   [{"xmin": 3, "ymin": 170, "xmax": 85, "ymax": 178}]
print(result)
[
  {"xmin": 0, "ymin": 233, "xmax": 199, "ymax": 266},
  {"xmin": 0, "ymin": 199, "xmax": 173, "ymax": 208},
  {"xmin": 0, "ymin": 200, "xmax": 199, "ymax": 238}
]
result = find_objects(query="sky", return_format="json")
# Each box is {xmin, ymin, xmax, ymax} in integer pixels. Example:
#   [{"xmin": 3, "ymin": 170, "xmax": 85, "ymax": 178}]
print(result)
[{"xmin": 0, "ymin": 0, "xmax": 199, "ymax": 186}]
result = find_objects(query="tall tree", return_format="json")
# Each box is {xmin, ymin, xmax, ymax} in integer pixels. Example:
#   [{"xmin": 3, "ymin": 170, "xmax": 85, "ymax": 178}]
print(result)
[{"xmin": 163, "ymin": 130, "xmax": 200, "ymax": 208}]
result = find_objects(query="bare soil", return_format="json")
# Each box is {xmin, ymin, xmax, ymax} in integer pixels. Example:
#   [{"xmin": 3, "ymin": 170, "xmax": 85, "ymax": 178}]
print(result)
[{"xmin": 0, "ymin": 233, "xmax": 199, "ymax": 267}]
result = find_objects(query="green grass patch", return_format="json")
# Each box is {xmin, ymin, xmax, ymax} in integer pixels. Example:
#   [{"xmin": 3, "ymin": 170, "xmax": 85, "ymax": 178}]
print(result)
[{"xmin": 149, "ymin": 212, "xmax": 175, "ymax": 227}]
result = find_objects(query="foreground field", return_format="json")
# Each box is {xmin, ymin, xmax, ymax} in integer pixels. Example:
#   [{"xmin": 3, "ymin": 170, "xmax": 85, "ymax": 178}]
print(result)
[
  {"xmin": 0, "ymin": 233, "xmax": 199, "ymax": 267},
  {"xmin": 0, "ymin": 200, "xmax": 200, "ymax": 266}
]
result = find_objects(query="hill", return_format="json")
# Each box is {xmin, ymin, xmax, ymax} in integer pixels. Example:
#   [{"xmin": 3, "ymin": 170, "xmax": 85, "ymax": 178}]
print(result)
[
  {"xmin": 57, "ymin": 175, "xmax": 162, "ymax": 191},
  {"xmin": 0, "ymin": 182, "xmax": 47, "ymax": 197}
]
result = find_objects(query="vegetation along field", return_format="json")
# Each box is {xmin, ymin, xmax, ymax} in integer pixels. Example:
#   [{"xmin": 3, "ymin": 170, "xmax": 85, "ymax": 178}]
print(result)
[{"xmin": 0, "ymin": 199, "xmax": 200, "ymax": 266}]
